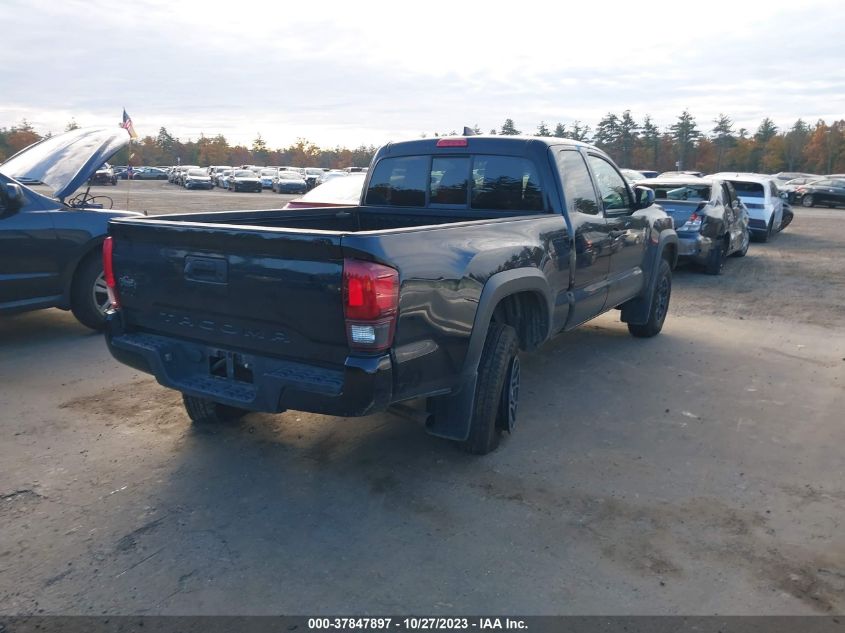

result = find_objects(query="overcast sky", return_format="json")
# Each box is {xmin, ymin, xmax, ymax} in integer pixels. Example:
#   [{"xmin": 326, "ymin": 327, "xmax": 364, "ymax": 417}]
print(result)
[{"xmin": 2, "ymin": 0, "xmax": 843, "ymax": 148}]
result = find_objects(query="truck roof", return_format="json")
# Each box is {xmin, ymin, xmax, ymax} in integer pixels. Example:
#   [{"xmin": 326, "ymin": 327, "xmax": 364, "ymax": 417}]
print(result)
[{"xmin": 377, "ymin": 135, "xmax": 597, "ymax": 158}]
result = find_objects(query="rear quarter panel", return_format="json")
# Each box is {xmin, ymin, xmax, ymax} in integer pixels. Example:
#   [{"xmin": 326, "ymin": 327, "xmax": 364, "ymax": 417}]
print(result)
[{"xmin": 342, "ymin": 214, "xmax": 569, "ymax": 401}]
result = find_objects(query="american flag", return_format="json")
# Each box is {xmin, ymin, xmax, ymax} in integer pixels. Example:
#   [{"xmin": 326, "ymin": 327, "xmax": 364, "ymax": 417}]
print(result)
[{"xmin": 121, "ymin": 109, "xmax": 138, "ymax": 139}]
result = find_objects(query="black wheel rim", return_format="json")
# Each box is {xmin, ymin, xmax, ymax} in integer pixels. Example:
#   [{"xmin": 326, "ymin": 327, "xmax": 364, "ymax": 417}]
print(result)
[
  {"xmin": 655, "ymin": 276, "xmax": 670, "ymax": 324},
  {"xmin": 505, "ymin": 356, "xmax": 520, "ymax": 432}
]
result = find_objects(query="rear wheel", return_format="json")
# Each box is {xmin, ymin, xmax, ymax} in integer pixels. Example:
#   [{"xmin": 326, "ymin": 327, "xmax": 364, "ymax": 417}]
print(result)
[
  {"xmin": 802, "ymin": 194, "xmax": 814, "ymax": 207},
  {"xmin": 70, "ymin": 252, "xmax": 110, "ymax": 330},
  {"xmin": 703, "ymin": 237, "xmax": 728, "ymax": 275},
  {"xmin": 183, "ymin": 394, "xmax": 248, "ymax": 425},
  {"xmin": 731, "ymin": 229, "xmax": 750, "ymax": 257},
  {"xmin": 628, "ymin": 258, "xmax": 671, "ymax": 338},
  {"xmin": 756, "ymin": 217, "xmax": 773, "ymax": 243},
  {"xmin": 460, "ymin": 322, "xmax": 519, "ymax": 455},
  {"xmin": 780, "ymin": 208, "xmax": 794, "ymax": 230}
]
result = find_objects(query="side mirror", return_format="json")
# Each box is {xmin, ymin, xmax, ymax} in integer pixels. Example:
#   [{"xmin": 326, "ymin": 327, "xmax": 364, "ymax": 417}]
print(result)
[
  {"xmin": 634, "ymin": 185, "xmax": 655, "ymax": 209},
  {"xmin": 1, "ymin": 183, "xmax": 25, "ymax": 216}
]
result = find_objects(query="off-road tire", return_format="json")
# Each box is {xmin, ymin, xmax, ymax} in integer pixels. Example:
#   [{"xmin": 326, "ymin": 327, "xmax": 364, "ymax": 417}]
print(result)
[
  {"xmin": 460, "ymin": 322, "xmax": 519, "ymax": 455},
  {"xmin": 70, "ymin": 252, "xmax": 109, "ymax": 330},
  {"xmin": 628, "ymin": 258, "xmax": 671, "ymax": 338},
  {"xmin": 182, "ymin": 394, "xmax": 248, "ymax": 425}
]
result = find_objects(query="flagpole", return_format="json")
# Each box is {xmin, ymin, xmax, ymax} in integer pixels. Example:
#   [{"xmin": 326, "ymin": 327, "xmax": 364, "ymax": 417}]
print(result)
[
  {"xmin": 126, "ymin": 136, "xmax": 132, "ymax": 211},
  {"xmin": 121, "ymin": 108, "xmax": 138, "ymax": 211}
]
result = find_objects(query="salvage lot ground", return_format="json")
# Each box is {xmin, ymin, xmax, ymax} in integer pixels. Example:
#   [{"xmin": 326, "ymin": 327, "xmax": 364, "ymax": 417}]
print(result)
[{"xmin": 1, "ymin": 182, "xmax": 844, "ymax": 615}]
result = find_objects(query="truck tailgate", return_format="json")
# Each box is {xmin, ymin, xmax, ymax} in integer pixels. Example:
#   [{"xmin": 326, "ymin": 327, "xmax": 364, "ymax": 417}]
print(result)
[{"xmin": 109, "ymin": 220, "xmax": 348, "ymax": 367}]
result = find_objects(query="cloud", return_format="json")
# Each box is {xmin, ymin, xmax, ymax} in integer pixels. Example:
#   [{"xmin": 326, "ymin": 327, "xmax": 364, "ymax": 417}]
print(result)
[{"xmin": 2, "ymin": 0, "xmax": 844, "ymax": 147}]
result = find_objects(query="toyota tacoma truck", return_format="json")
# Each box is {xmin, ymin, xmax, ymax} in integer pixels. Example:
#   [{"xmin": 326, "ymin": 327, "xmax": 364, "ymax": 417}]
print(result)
[{"xmin": 104, "ymin": 135, "xmax": 678, "ymax": 454}]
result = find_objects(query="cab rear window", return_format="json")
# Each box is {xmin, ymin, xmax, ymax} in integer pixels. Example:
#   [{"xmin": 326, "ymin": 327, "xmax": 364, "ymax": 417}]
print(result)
[{"xmin": 365, "ymin": 155, "xmax": 544, "ymax": 211}]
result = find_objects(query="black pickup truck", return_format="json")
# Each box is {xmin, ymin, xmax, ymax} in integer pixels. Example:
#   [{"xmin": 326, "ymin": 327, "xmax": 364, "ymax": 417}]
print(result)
[{"xmin": 105, "ymin": 136, "xmax": 678, "ymax": 454}]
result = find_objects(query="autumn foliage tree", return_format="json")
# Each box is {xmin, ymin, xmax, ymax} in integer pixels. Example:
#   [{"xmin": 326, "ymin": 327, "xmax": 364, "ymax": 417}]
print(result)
[{"xmin": 3, "ymin": 113, "xmax": 844, "ymax": 173}]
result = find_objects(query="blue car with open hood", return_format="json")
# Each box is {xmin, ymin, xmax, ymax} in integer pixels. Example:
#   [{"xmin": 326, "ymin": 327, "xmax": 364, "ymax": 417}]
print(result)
[{"xmin": 0, "ymin": 126, "xmax": 142, "ymax": 329}]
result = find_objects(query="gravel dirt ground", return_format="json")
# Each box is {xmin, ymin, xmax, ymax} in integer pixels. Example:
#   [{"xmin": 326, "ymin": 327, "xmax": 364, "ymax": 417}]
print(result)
[{"xmin": 1, "ymin": 184, "xmax": 844, "ymax": 615}]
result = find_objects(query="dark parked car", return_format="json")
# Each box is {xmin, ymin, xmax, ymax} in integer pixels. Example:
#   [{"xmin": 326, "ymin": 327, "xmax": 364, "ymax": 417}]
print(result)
[
  {"xmin": 105, "ymin": 135, "xmax": 678, "ymax": 454},
  {"xmin": 772, "ymin": 171, "xmax": 819, "ymax": 185},
  {"xmin": 132, "ymin": 167, "xmax": 169, "ymax": 180},
  {"xmin": 638, "ymin": 177, "xmax": 749, "ymax": 274},
  {"xmin": 794, "ymin": 178, "xmax": 845, "ymax": 208},
  {"xmin": 89, "ymin": 163, "xmax": 117, "ymax": 186},
  {"xmin": 228, "ymin": 169, "xmax": 262, "ymax": 192},
  {"xmin": 0, "ymin": 127, "xmax": 141, "ymax": 329},
  {"xmin": 272, "ymin": 170, "xmax": 308, "ymax": 194},
  {"xmin": 778, "ymin": 176, "xmax": 820, "ymax": 202}
]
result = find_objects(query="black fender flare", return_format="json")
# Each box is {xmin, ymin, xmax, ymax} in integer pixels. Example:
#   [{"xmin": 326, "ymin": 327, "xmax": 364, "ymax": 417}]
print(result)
[
  {"xmin": 426, "ymin": 267, "xmax": 553, "ymax": 441},
  {"xmin": 621, "ymin": 230, "xmax": 678, "ymax": 326}
]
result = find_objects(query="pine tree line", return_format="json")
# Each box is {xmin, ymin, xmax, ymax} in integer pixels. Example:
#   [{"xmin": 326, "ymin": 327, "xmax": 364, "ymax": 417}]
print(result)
[{"xmin": 436, "ymin": 112, "xmax": 845, "ymax": 174}]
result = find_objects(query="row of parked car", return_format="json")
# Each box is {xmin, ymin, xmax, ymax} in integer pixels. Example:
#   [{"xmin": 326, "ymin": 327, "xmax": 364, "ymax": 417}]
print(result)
[
  {"xmin": 625, "ymin": 168, "xmax": 845, "ymax": 207},
  {"xmin": 161, "ymin": 164, "xmax": 367, "ymax": 194},
  {"xmin": 611, "ymin": 169, "xmax": 821, "ymax": 275}
]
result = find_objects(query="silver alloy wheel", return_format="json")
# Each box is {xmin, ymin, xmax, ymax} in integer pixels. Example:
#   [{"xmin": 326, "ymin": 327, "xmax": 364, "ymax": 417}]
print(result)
[{"xmin": 92, "ymin": 272, "xmax": 111, "ymax": 315}]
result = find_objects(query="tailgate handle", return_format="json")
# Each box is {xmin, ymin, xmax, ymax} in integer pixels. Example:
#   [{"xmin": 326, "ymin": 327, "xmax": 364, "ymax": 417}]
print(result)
[{"xmin": 184, "ymin": 256, "xmax": 228, "ymax": 284}]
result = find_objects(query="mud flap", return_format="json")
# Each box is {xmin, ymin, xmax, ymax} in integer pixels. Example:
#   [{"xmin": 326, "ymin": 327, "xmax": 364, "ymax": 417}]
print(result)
[{"xmin": 424, "ymin": 375, "xmax": 477, "ymax": 441}]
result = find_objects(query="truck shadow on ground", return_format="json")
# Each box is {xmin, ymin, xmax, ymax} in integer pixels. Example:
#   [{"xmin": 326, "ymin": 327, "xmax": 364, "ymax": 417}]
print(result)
[
  {"xmin": 48, "ymin": 317, "xmax": 845, "ymax": 613},
  {"xmin": 0, "ymin": 308, "xmax": 97, "ymax": 349}
]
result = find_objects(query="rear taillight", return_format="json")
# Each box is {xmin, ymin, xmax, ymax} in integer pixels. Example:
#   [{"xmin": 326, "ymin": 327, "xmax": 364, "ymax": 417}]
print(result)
[
  {"xmin": 680, "ymin": 212, "xmax": 702, "ymax": 231},
  {"xmin": 342, "ymin": 258, "xmax": 399, "ymax": 353},
  {"xmin": 102, "ymin": 236, "xmax": 120, "ymax": 310}
]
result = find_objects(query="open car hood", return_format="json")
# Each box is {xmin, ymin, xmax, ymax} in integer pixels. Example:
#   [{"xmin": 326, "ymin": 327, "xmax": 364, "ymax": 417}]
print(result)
[{"xmin": 0, "ymin": 127, "xmax": 130, "ymax": 201}]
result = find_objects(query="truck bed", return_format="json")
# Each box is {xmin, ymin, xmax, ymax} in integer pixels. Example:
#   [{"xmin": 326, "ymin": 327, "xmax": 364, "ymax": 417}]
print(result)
[{"xmin": 153, "ymin": 205, "xmax": 505, "ymax": 233}]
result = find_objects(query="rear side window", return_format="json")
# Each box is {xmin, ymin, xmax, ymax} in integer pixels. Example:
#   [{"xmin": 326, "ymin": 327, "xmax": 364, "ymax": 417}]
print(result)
[
  {"xmin": 471, "ymin": 156, "xmax": 543, "ymax": 211},
  {"xmin": 365, "ymin": 156, "xmax": 428, "ymax": 207},
  {"xmin": 647, "ymin": 183, "xmax": 710, "ymax": 202}
]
